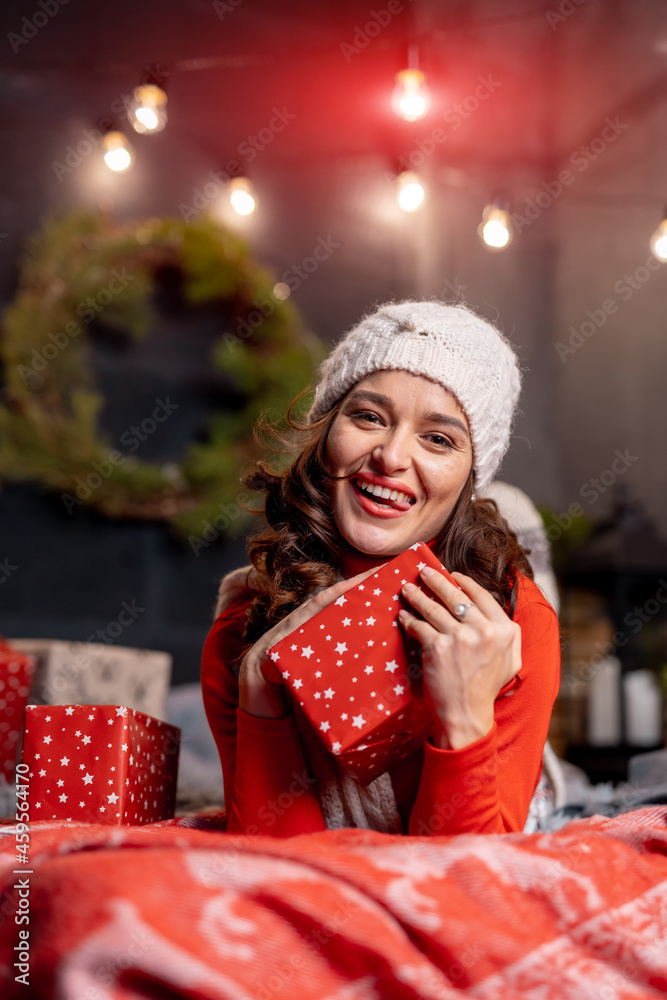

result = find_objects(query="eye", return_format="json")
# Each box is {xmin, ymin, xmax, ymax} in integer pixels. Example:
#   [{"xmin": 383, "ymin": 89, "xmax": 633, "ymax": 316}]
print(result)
[
  {"xmin": 424, "ymin": 433, "xmax": 454, "ymax": 449},
  {"xmin": 351, "ymin": 410, "xmax": 382, "ymax": 425}
]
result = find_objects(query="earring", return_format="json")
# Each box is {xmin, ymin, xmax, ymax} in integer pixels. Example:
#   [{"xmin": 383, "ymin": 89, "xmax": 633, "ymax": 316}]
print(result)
[{"xmin": 470, "ymin": 493, "xmax": 477, "ymax": 502}]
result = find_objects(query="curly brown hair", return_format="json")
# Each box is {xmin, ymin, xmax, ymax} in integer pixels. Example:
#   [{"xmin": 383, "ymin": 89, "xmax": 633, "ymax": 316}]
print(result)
[{"xmin": 240, "ymin": 388, "xmax": 534, "ymax": 647}]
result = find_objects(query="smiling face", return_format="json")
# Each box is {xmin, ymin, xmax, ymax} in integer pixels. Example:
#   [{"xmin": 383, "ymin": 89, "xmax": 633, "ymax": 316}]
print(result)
[{"xmin": 324, "ymin": 370, "xmax": 474, "ymax": 557}]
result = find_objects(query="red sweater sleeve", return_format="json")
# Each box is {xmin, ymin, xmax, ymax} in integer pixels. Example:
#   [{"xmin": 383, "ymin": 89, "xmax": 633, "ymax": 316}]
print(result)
[
  {"xmin": 202, "ymin": 574, "xmax": 560, "ymax": 838},
  {"xmin": 200, "ymin": 592, "xmax": 326, "ymax": 837},
  {"xmin": 405, "ymin": 574, "xmax": 561, "ymax": 836}
]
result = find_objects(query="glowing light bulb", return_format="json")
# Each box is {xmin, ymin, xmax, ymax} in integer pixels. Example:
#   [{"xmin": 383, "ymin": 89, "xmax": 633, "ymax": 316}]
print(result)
[
  {"xmin": 392, "ymin": 69, "xmax": 430, "ymax": 122},
  {"xmin": 102, "ymin": 131, "xmax": 132, "ymax": 172},
  {"xmin": 135, "ymin": 106, "xmax": 158, "ymax": 131},
  {"xmin": 397, "ymin": 171, "xmax": 426, "ymax": 212},
  {"xmin": 650, "ymin": 216, "xmax": 667, "ymax": 262},
  {"xmin": 229, "ymin": 177, "xmax": 256, "ymax": 216},
  {"xmin": 480, "ymin": 205, "xmax": 512, "ymax": 249},
  {"xmin": 128, "ymin": 84, "xmax": 168, "ymax": 134}
]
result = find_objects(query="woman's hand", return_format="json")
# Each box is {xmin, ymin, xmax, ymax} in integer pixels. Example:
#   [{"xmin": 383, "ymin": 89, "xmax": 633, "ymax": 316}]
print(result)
[
  {"xmin": 239, "ymin": 565, "xmax": 386, "ymax": 719},
  {"xmin": 398, "ymin": 568, "xmax": 521, "ymax": 749}
]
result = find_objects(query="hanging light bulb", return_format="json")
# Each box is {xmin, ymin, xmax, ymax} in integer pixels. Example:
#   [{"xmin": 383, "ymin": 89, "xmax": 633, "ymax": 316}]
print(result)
[
  {"xmin": 128, "ymin": 83, "xmax": 168, "ymax": 134},
  {"xmin": 392, "ymin": 69, "xmax": 430, "ymax": 121},
  {"xmin": 650, "ymin": 208, "xmax": 667, "ymax": 261},
  {"xmin": 480, "ymin": 204, "xmax": 512, "ymax": 249},
  {"xmin": 102, "ymin": 131, "xmax": 133, "ymax": 172},
  {"xmin": 229, "ymin": 177, "xmax": 257, "ymax": 216},
  {"xmin": 392, "ymin": 45, "xmax": 430, "ymax": 122},
  {"xmin": 397, "ymin": 171, "xmax": 426, "ymax": 212}
]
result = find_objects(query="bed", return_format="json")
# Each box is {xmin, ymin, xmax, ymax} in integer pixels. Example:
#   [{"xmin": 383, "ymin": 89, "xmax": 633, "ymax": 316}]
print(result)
[{"xmin": 1, "ymin": 804, "xmax": 667, "ymax": 998}]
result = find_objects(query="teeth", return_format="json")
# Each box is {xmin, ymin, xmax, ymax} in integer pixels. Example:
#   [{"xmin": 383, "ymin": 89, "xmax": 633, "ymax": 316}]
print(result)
[{"xmin": 356, "ymin": 479, "xmax": 412, "ymax": 505}]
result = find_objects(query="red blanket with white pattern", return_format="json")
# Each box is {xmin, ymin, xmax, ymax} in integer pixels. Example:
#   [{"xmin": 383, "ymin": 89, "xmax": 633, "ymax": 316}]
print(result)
[{"xmin": 1, "ymin": 808, "xmax": 667, "ymax": 998}]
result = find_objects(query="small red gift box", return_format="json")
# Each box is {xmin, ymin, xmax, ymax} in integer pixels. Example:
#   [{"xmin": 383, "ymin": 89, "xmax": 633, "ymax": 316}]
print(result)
[
  {"xmin": 0, "ymin": 638, "xmax": 35, "ymax": 786},
  {"xmin": 21, "ymin": 705, "xmax": 180, "ymax": 825},
  {"xmin": 267, "ymin": 542, "xmax": 462, "ymax": 785}
]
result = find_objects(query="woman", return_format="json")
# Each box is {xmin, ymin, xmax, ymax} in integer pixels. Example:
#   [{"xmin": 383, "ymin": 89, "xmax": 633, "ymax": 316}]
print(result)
[{"xmin": 201, "ymin": 300, "xmax": 560, "ymax": 837}]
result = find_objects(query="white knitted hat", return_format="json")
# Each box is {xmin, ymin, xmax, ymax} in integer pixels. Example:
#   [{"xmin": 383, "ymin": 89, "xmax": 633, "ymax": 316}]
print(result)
[{"xmin": 307, "ymin": 300, "xmax": 522, "ymax": 494}]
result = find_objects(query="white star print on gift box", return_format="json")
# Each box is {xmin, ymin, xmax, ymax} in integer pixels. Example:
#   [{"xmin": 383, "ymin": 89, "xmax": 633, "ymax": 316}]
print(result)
[
  {"xmin": 20, "ymin": 704, "xmax": 180, "ymax": 826},
  {"xmin": 265, "ymin": 541, "xmax": 451, "ymax": 783}
]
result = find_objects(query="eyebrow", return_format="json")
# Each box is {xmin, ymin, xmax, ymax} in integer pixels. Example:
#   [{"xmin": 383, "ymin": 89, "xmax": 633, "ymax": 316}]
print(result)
[{"xmin": 345, "ymin": 389, "xmax": 470, "ymax": 438}]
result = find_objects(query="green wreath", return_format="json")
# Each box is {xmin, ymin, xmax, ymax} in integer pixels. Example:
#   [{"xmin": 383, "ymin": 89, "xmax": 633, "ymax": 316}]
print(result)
[{"xmin": 0, "ymin": 210, "xmax": 325, "ymax": 545}]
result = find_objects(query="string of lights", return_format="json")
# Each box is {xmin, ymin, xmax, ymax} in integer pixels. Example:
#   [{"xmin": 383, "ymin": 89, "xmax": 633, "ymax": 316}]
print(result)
[{"xmin": 81, "ymin": 54, "xmax": 667, "ymax": 258}]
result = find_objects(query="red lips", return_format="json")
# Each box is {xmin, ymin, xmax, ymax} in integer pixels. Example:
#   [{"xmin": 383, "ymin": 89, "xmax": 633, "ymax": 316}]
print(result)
[
  {"xmin": 353, "ymin": 471, "xmax": 416, "ymax": 501},
  {"xmin": 352, "ymin": 480, "xmax": 414, "ymax": 516}
]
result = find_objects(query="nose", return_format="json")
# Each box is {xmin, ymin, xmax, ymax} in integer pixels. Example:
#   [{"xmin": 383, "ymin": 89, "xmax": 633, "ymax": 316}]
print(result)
[{"xmin": 370, "ymin": 427, "xmax": 412, "ymax": 474}]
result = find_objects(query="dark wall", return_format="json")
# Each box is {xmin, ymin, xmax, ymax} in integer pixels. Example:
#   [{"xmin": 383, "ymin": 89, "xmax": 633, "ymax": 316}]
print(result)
[{"xmin": 0, "ymin": 481, "xmax": 249, "ymax": 686}]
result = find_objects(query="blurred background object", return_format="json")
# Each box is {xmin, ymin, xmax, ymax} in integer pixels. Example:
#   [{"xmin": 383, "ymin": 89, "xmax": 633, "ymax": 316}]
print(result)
[
  {"xmin": 556, "ymin": 491, "xmax": 667, "ymax": 781},
  {"xmin": 484, "ymin": 479, "xmax": 560, "ymax": 613}
]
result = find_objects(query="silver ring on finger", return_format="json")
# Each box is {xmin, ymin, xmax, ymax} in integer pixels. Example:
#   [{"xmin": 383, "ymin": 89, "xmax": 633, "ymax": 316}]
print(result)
[{"xmin": 453, "ymin": 602, "xmax": 475, "ymax": 621}]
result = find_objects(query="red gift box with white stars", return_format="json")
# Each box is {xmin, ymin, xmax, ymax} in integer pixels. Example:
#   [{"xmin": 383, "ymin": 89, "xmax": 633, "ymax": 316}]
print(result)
[
  {"xmin": 0, "ymin": 638, "xmax": 35, "ymax": 786},
  {"xmin": 20, "ymin": 704, "xmax": 180, "ymax": 825},
  {"xmin": 267, "ymin": 542, "xmax": 462, "ymax": 785}
]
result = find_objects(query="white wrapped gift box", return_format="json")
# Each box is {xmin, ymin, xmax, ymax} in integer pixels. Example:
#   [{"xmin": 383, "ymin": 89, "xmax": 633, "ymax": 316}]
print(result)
[{"xmin": 7, "ymin": 639, "xmax": 172, "ymax": 721}]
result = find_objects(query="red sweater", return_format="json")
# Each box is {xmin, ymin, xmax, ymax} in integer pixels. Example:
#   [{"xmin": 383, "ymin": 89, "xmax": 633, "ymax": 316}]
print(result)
[{"xmin": 201, "ymin": 566, "xmax": 560, "ymax": 838}]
